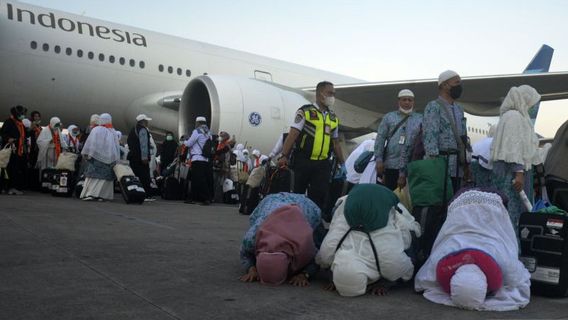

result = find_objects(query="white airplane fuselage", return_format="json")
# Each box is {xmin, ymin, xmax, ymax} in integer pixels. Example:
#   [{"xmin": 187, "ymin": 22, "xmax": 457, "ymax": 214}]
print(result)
[{"xmin": 1, "ymin": 1, "xmax": 500, "ymax": 153}]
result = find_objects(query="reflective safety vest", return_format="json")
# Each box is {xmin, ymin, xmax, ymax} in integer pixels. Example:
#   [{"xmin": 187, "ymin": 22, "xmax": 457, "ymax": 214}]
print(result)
[{"xmin": 295, "ymin": 104, "xmax": 339, "ymax": 161}]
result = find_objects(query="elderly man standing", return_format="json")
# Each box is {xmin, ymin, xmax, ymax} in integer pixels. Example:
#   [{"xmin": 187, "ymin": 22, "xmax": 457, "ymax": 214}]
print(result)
[
  {"xmin": 184, "ymin": 116, "xmax": 214, "ymax": 205},
  {"xmin": 127, "ymin": 114, "xmax": 154, "ymax": 201},
  {"xmin": 423, "ymin": 70, "xmax": 470, "ymax": 193},
  {"xmin": 374, "ymin": 89, "xmax": 423, "ymax": 190}
]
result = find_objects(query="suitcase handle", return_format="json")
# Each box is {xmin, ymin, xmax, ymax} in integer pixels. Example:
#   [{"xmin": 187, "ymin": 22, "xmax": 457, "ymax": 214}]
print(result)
[{"xmin": 531, "ymin": 235, "xmax": 563, "ymax": 256}]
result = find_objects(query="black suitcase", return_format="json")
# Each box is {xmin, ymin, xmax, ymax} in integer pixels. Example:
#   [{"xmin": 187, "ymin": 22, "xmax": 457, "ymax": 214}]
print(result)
[
  {"xmin": 223, "ymin": 189, "xmax": 239, "ymax": 204},
  {"xmin": 266, "ymin": 166, "xmax": 294, "ymax": 195},
  {"xmin": 519, "ymin": 212, "xmax": 568, "ymax": 297},
  {"xmin": 161, "ymin": 176, "xmax": 182, "ymax": 200},
  {"xmin": 40, "ymin": 168, "xmax": 59, "ymax": 193},
  {"xmin": 239, "ymin": 185, "xmax": 261, "ymax": 215},
  {"xmin": 52, "ymin": 170, "xmax": 75, "ymax": 197},
  {"xmin": 119, "ymin": 176, "xmax": 146, "ymax": 204}
]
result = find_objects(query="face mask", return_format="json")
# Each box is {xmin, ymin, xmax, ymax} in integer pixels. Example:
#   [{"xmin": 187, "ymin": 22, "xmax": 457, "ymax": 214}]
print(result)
[
  {"xmin": 399, "ymin": 107, "xmax": 413, "ymax": 114},
  {"xmin": 323, "ymin": 96, "xmax": 335, "ymax": 107},
  {"xmin": 71, "ymin": 131, "xmax": 80, "ymax": 137},
  {"xmin": 17, "ymin": 115, "xmax": 25, "ymax": 120},
  {"xmin": 35, "ymin": 120, "xmax": 41, "ymax": 125},
  {"xmin": 54, "ymin": 123, "xmax": 61, "ymax": 129},
  {"xmin": 166, "ymin": 135, "xmax": 173, "ymax": 141},
  {"xmin": 449, "ymin": 84, "xmax": 463, "ymax": 100},
  {"xmin": 217, "ymin": 137, "xmax": 223, "ymax": 142}
]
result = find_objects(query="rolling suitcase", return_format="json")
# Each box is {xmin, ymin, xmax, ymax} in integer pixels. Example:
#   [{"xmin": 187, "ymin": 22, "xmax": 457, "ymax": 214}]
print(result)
[
  {"xmin": 519, "ymin": 212, "xmax": 568, "ymax": 297},
  {"xmin": 161, "ymin": 176, "xmax": 182, "ymax": 200},
  {"xmin": 40, "ymin": 168, "xmax": 59, "ymax": 193},
  {"xmin": 118, "ymin": 176, "xmax": 146, "ymax": 204},
  {"xmin": 52, "ymin": 169, "xmax": 75, "ymax": 197}
]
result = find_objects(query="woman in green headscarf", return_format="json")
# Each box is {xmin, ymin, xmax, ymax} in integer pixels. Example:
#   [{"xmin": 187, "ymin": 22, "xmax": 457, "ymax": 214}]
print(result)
[{"xmin": 316, "ymin": 184, "xmax": 420, "ymax": 297}]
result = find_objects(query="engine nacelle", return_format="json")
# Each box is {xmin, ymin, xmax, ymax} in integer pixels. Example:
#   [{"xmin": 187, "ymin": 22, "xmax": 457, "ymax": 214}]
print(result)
[{"xmin": 180, "ymin": 75, "xmax": 312, "ymax": 153}]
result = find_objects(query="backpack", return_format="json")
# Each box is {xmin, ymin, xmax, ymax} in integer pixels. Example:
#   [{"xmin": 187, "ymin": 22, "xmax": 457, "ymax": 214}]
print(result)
[{"xmin": 197, "ymin": 135, "xmax": 215, "ymax": 159}]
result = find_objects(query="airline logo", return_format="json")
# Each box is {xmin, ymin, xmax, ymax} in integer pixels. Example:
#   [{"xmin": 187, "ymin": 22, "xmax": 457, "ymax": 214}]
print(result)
[{"xmin": 5, "ymin": 3, "xmax": 147, "ymax": 47}]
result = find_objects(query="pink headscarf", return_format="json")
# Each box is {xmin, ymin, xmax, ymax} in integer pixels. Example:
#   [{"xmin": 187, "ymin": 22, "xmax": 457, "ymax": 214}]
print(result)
[{"xmin": 255, "ymin": 205, "xmax": 316, "ymax": 285}]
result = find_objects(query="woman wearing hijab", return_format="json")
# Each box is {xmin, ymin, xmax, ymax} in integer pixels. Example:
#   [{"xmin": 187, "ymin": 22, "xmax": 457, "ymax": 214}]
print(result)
[
  {"xmin": 36, "ymin": 116, "xmax": 68, "ymax": 171},
  {"xmin": 63, "ymin": 124, "xmax": 82, "ymax": 154},
  {"xmin": 544, "ymin": 119, "xmax": 568, "ymax": 211},
  {"xmin": 239, "ymin": 193, "xmax": 324, "ymax": 286},
  {"xmin": 316, "ymin": 184, "xmax": 418, "ymax": 297},
  {"xmin": 471, "ymin": 125, "xmax": 496, "ymax": 188},
  {"xmin": 80, "ymin": 113, "xmax": 120, "ymax": 201},
  {"xmin": 159, "ymin": 131, "xmax": 178, "ymax": 176},
  {"xmin": 415, "ymin": 188, "xmax": 530, "ymax": 311},
  {"xmin": 213, "ymin": 131, "xmax": 232, "ymax": 202},
  {"xmin": 1, "ymin": 105, "xmax": 29, "ymax": 195},
  {"xmin": 490, "ymin": 85, "xmax": 542, "ymax": 229}
]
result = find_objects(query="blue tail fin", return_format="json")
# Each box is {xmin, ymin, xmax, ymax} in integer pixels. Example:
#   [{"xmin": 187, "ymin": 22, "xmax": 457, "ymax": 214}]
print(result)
[{"xmin": 524, "ymin": 45, "xmax": 554, "ymax": 123}]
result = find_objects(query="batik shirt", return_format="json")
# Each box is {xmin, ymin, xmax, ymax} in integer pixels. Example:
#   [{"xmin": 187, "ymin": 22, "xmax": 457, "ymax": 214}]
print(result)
[
  {"xmin": 240, "ymin": 192, "xmax": 323, "ymax": 271},
  {"xmin": 423, "ymin": 97, "xmax": 467, "ymax": 177},
  {"xmin": 374, "ymin": 111, "xmax": 423, "ymax": 174}
]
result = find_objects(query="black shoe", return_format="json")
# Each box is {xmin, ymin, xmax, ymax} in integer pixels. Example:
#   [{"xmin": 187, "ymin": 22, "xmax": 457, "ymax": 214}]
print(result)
[{"xmin": 184, "ymin": 200, "xmax": 195, "ymax": 204}]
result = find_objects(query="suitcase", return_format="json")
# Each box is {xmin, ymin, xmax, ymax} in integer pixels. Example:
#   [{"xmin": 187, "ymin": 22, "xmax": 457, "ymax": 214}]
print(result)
[
  {"xmin": 40, "ymin": 168, "xmax": 59, "ymax": 193},
  {"xmin": 266, "ymin": 166, "xmax": 294, "ymax": 194},
  {"xmin": 52, "ymin": 170, "xmax": 75, "ymax": 197},
  {"xmin": 161, "ymin": 176, "xmax": 182, "ymax": 200},
  {"xmin": 118, "ymin": 176, "xmax": 146, "ymax": 204},
  {"xmin": 519, "ymin": 212, "xmax": 568, "ymax": 297},
  {"xmin": 223, "ymin": 189, "xmax": 239, "ymax": 204},
  {"xmin": 239, "ymin": 185, "xmax": 261, "ymax": 215}
]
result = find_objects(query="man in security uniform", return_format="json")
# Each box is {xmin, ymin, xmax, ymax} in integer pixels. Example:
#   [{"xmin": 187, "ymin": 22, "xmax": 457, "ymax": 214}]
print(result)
[{"xmin": 279, "ymin": 81, "xmax": 346, "ymax": 211}]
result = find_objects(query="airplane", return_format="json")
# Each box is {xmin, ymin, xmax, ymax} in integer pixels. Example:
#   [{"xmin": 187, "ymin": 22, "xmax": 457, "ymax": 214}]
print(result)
[{"xmin": 1, "ymin": 1, "xmax": 568, "ymax": 155}]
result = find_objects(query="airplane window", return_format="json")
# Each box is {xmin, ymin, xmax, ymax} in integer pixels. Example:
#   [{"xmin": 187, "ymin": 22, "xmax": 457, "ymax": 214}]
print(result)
[
  {"xmin": 186, "ymin": 69, "xmax": 191, "ymax": 77},
  {"xmin": 30, "ymin": 41, "xmax": 37, "ymax": 49},
  {"xmin": 42, "ymin": 43, "xmax": 49, "ymax": 52},
  {"xmin": 168, "ymin": 66, "xmax": 173, "ymax": 74},
  {"xmin": 54, "ymin": 45, "xmax": 61, "ymax": 54},
  {"xmin": 128, "ymin": 59, "xmax": 135, "ymax": 67},
  {"xmin": 66, "ymin": 47, "xmax": 72, "ymax": 56},
  {"xmin": 109, "ymin": 55, "xmax": 115, "ymax": 63},
  {"xmin": 77, "ymin": 49, "xmax": 83, "ymax": 58},
  {"xmin": 177, "ymin": 68, "xmax": 182, "ymax": 75},
  {"xmin": 139, "ymin": 61, "xmax": 145, "ymax": 69},
  {"xmin": 119, "ymin": 57, "xmax": 125, "ymax": 65},
  {"xmin": 99, "ymin": 53, "xmax": 105, "ymax": 62},
  {"xmin": 88, "ymin": 51, "xmax": 94, "ymax": 60},
  {"xmin": 159, "ymin": 64, "xmax": 164, "ymax": 72}
]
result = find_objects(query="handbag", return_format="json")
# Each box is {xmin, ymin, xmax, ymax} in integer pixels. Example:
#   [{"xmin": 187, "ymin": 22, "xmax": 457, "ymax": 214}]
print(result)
[
  {"xmin": 407, "ymin": 157, "xmax": 453, "ymax": 207},
  {"xmin": 0, "ymin": 144, "xmax": 11, "ymax": 168},
  {"xmin": 354, "ymin": 151, "xmax": 374, "ymax": 173},
  {"xmin": 55, "ymin": 152, "xmax": 79, "ymax": 171},
  {"xmin": 394, "ymin": 185, "xmax": 413, "ymax": 212}
]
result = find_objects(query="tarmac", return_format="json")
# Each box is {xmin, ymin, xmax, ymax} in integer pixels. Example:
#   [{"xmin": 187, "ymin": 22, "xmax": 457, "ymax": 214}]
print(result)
[{"xmin": 1, "ymin": 192, "xmax": 567, "ymax": 320}]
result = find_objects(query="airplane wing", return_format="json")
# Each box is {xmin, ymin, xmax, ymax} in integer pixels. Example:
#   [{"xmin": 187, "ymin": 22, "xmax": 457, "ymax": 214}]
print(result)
[{"xmin": 327, "ymin": 71, "xmax": 568, "ymax": 117}]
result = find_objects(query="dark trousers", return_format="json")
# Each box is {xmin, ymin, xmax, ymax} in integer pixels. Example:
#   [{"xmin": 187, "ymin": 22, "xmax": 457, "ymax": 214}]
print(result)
[
  {"xmin": 130, "ymin": 160, "xmax": 151, "ymax": 196},
  {"xmin": 7, "ymin": 153, "xmax": 26, "ymax": 191},
  {"xmin": 293, "ymin": 158, "xmax": 331, "ymax": 211},
  {"xmin": 190, "ymin": 160, "xmax": 213, "ymax": 202},
  {"xmin": 382, "ymin": 168, "xmax": 399, "ymax": 191}
]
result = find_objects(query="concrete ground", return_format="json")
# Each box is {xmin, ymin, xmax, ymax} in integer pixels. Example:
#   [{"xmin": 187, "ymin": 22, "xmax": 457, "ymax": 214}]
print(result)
[{"xmin": 1, "ymin": 192, "xmax": 567, "ymax": 320}]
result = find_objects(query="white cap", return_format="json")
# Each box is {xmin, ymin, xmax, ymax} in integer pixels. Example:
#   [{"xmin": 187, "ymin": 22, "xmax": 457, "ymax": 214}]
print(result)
[
  {"xmin": 398, "ymin": 89, "xmax": 414, "ymax": 98},
  {"xmin": 252, "ymin": 149, "xmax": 261, "ymax": 157},
  {"xmin": 195, "ymin": 116, "xmax": 207, "ymax": 122},
  {"xmin": 136, "ymin": 114, "xmax": 152, "ymax": 121},
  {"xmin": 438, "ymin": 70, "xmax": 460, "ymax": 85}
]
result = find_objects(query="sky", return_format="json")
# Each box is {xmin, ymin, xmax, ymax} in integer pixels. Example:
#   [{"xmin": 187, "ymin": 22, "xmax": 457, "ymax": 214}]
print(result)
[{"xmin": 18, "ymin": 0, "xmax": 568, "ymax": 137}]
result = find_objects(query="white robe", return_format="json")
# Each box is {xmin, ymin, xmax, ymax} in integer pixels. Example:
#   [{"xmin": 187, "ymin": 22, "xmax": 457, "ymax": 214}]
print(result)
[
  {"xmin": 414, "ymin": 190, "xmax": 531, "ymax": 311},
  {"xmin": 316, "ymin": 196, "xmax": 418, "ymax": 297}
]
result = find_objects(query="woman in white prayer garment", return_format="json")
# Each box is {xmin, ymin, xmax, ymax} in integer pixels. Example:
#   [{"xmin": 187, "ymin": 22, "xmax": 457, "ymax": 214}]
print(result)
[
  {"xmin": 80, "ymin": 113, "xmax": 120, "ymax": 201},
  {"xmin": 414, "ymin": 188, "xmax": 531, "ymax": 311}
]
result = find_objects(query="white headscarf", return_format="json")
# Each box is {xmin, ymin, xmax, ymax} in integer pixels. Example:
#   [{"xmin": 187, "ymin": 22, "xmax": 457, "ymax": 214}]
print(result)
[
  {"xmin": 81, "ymin": 113, "xmax": 120, "ymax": 164},
  {"xmin": 37, "ymin": 117, "xmax": 67, "ymax": 165},
  {"xmin": 450, "ymin": 264, "xmax": 488, "ymax": 310},
  {"xmin": 90, "ymin": 114, "xmax": 100, "ymax": 126},
  {"xmin": 491, "ymin": 85, "xmax": 541, "ymax": 170},
  {"xmin": 415, "ymin": 190, "xmax": 531, "ymax": 311}
]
